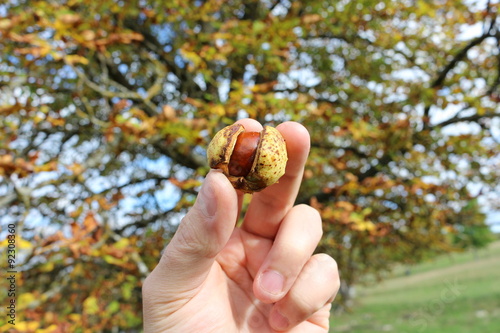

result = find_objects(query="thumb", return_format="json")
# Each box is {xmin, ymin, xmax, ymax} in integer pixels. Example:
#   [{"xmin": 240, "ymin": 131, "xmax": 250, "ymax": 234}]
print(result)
[{"xmin": 145, "ymin": 170, "xmax": 238, "ymax": 297}]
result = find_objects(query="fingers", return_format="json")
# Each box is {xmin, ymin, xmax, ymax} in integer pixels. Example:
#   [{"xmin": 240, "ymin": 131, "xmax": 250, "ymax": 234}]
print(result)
[
  {"xmin": 253, "ymin": 204, "xmax": 323, "ymax": 303},
  {"xmin": 143, "ymin": 171, "xmax": 238, "ymax": 300},
  {"xmin": 248, "ymin": 202, "xmax": 339, "ymax": 331},
  {"xmin": 242, "ymin": 121, "xmax": 311, "ymax": 239},
  {"xmin": 270, "ymin": 254, "xmax": 340, "ymax": 331}
]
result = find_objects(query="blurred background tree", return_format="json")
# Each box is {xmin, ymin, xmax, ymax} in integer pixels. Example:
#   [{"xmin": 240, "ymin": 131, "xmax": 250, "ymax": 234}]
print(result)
[
  {"xmin": 0, "ymin": 0, "xmax": 499, "ymax": 331},
  {"xmin": 450, "ymin": 198, "xmax": 495, "ymax": 251}
]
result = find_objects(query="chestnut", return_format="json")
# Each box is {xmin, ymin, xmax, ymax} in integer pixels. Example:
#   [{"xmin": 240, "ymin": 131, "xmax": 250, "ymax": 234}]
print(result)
[{"xmin": 207, "ymin": 123, "xmax": 288, "ymax": 193}]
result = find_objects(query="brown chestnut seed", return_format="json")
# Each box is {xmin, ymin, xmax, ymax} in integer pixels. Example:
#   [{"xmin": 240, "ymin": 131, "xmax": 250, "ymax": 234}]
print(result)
[
  {"xmin": 228, "ymin": 132, "xmax": 260, "ymax": 177},
  {"xmin": 207, "ymin": 123, "xmax": 288, "ymax": 193}
]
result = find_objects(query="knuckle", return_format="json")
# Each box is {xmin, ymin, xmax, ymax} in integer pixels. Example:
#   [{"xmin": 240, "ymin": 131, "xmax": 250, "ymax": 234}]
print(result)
[
  {"xmin": 285, "ymin": 254, "xmax": 340, "ymax": 320},
  {"xmin": 298, "ymin": 254, "xmax": 340, "ymax": 291},
  {"xmin": 286, "ymin": 288, "xmax": 323, "ymax": 321},
  {"xmin": 171, "ymin": 217, "xmax": 215, "ymax": 259},
  {"xmin": 176, "ymin": 228, "xmax": 211, "ymax": 258}
]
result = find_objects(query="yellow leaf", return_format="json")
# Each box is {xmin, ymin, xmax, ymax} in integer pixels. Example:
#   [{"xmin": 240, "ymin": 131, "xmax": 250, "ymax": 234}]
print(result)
[
  {"xmin": 18, "ymin": 293, "xmax": 36, "ymax": 309},
  {"xmin": 33, "ymin": 161, "xmax": 58, "ymax": 172},
  {"xmin": 83, "ymin": 296, "xmax": 99, "ymax": 315},
  {"xmin": 19, "ymin": 237, "xmax": 34, "ymax": 249},
  {"xmin": 64, "ymin": 55, "xmax": 89, "ymax": 65},
  {"xmin": 103, "ymin": 254, "xmax": 125, "ymax": 266},
  {"xmin": 212, "ymin": 105, "xmax": 225, "ymax": 116},
  {"xmin": 162, "ymin": 105, "xmax": 177, "ymax": 120},
  {"xmin": 336, "ymin": 201, "xmax": 354, "ymax": 211},
  {"xmin": 13, "ymin": 321, "xmax": 39, "ymax": 331},
  {"xmin": 68, "ymin": 163, "xmax": 84, "ymax": 176},
  {"xmin": 58, "ymin": 13, "xmax": 81, "ymax": 25},
  {"xmin": 36, "ymin": 324, "xmax": 58, "ymax": 333},
  {"xmin": 360, "ymin": 221, "xmax": 376, "ymax": 231},
  {"xmin": 301, "ymin": 14, "xmax": 322, "ymax": 24},
  {"xmin": 361, "ymin": 207, "xmax": 373, "ymax": 215},
  {"xmin": 351, "ymin": 214, "xmax": 376, "ymax": 231},
  {"xmin": 0, "ymin": 236, "xmax": 32, "ymax": 250},
  {"xmin": 180, "ymin": 49, "xmax": 202, "ymax": 67},
  {"xmin": 68, "ymin": 313, "xmax": 82, "ymax": 322},
  {"xmin": 39, "ymin": 261, "xmax": 55, "ymax": 273},
  {"xmin": 416, "ymin": 0, "xmax": 436, "ymax": 18},
  {"xmin": 114, "ymin": 238, "xmax": 130, "ymax": 250},
  {"xmin": 81, "ymin": 30, "xmax": 96, "ymax": 41},
  {"xmin": 0, "ymin": 19, "xmax": 13, "ymax": 30}
]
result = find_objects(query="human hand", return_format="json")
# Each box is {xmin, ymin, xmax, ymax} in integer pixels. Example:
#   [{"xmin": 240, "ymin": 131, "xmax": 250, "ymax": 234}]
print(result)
[{"xmin": 142, "ymin": 119, "xmax": 340, "ymax": 332}]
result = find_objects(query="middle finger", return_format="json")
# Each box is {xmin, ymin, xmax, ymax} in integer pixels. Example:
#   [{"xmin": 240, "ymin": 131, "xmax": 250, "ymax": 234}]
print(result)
[{"xmin": 242, "ymin": 121, "xmax": 311, "ymax": 239}]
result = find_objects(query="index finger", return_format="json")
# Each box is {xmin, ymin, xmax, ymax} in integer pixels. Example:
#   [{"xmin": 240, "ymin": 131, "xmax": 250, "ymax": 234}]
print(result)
[{"xmin": 241, "ymin": 121, "xmax": 310, "ymax": 239}]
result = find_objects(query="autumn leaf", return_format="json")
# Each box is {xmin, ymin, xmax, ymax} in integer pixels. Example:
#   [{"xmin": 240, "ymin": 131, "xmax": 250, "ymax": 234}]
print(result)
[
  {"xmin": 83, "ymin": 296, "xmax": 99, "ymax": 315},
  {"xmin": 64, "ymin": 54, "xmax": 89, "ymax": 65}
]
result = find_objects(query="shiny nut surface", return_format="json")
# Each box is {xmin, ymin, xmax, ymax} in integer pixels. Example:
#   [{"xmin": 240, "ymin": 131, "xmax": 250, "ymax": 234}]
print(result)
[{"xmin": 207, "ymin": 123, "xmax": 288, "ymax": 193}]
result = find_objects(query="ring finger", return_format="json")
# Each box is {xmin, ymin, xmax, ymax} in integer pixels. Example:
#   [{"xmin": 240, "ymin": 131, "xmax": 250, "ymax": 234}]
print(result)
[
  {"xmin": 269, "ymin": 253, "xmax": 340, "ymax": 331},
  {"xmin": 252, "ymin": 204, "xmax": 323, "ymax": 304}
]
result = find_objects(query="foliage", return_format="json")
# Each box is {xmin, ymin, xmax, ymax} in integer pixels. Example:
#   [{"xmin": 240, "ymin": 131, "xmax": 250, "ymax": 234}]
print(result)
[
  {"xmin": 0, "ymin": 0, "xmax": 499, "ymax": 331},
  {"xmin": 450, "ymin": 199, "xmax": 496, "ymax": 249}
]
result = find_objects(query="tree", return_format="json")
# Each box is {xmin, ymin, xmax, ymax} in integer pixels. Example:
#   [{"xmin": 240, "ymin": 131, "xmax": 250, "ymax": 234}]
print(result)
[
  {"xmin": 0, "ymin": 0, "xmax": 499, "ymax": 330},
  {"xmin": 450, "ymin": 198, "xmax": 496, "ymax": 251}
]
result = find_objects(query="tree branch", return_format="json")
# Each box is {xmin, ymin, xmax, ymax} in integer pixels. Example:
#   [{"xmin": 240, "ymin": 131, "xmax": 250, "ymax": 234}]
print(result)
[
  {"xmin": 311, "ymin": 142, "xmax": 369, "ymax": 159},
  {"xmin": 123, "ymin": 18, "xmax": 210, "ymax": 101},
  {"xmin": 431, "ymin": 33, "xmax": 493, "ymax": 89},
  {"xmin": 152, "ymin": 141, "xmax": 205, "ymax": 170},
  {"xmin": 424, "ymin": 31, "xmax": 494, "ymax": 122},
  {"xmin": 73, "ymin": 64, "xmax": 158, "ymax": 116},
  {"xmin": 0, "ymin": 193, "xmax": 16, "ymax": 208},
  {"xmin": 115, "ymin": 209, "xmax": 176, "ymax": 235},
  {"xmin": 268, "ymin": 0, "xmax": 282, "ymax": 13},
  {"xmin": 432, "ymin": 112, "xmax": 499, "ymax": 128}
]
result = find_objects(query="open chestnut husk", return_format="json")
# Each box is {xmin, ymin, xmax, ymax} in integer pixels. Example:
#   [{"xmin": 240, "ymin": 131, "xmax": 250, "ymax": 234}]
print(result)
[{"xmin": 207, "ymin": 123, "xmax": 288, "ymax": 193}]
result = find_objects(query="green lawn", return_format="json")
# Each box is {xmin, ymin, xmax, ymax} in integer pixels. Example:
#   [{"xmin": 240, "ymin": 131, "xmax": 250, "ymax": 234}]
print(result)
[{"xmin": 330, "ymin": 241, "xmax": 500, "ymax": 333}]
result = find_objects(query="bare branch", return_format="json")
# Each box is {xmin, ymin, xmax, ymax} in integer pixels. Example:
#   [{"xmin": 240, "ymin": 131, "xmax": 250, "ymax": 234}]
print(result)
[
  {"xmin": 431, "ymin": 33, "xmax": 493, "ymax": 89},
  {"xmin": 152, "ymin": 141, "xmax": 205, "ymax": 170},
  {"xmin": 0, "ymin": 193, "xmax": 16, "ymax": 208},
  {"xmin": 114, "ymin": 209, "xmax": 176, "ymax": 235},
  {"xmin": 424, "ymin": 32, "xmax": 494, "ymax": 123},
  {"xmin": 311, "ymin": 142, "xmax": 370, "ymax": 158},
  {"xmin": 432, "ymin": 112, "xmax": 499, "ymax": 128},
  {"xmin": 72, "ymin": 64, "xmax": 159, "ymax": 116},
  {"xmin": 268, "ymin": 0, "xmax": 282, "ymax": 13}
]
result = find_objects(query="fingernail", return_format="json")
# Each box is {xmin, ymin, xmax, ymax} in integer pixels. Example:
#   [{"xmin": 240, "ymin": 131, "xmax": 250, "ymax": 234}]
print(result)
[
  {"xmin": 260, "ymin": 270, "xmax": 284, "ymax": 295},
  {"xmin": 271, "ymin": 309, "xmax": 289, "ymax": 331},
  {"xmin": 199, "ymin": 174, "xmax": 217, "ymax": 218}
]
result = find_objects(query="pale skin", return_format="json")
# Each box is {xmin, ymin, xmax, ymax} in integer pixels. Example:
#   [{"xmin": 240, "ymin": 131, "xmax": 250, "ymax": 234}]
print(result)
[{"xmin": 142, "ymin": 119, "xmax": 340, "ymax": 332}]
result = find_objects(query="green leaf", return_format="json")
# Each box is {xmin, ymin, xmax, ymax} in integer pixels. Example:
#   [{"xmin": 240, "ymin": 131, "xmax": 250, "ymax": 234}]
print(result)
[
  {"xmin": 106, "ymin": 300, "xmax": 120, "ymax": 315},
  {"xmin": 253, "ymin": 21, "xmax": 266, "ymax": 33}
]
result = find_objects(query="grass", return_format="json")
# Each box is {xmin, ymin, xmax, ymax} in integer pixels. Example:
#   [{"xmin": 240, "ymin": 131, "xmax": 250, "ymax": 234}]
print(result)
[{"xmin": 330, "ymin": 241, "xmax": 500, "ymax": 333}]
